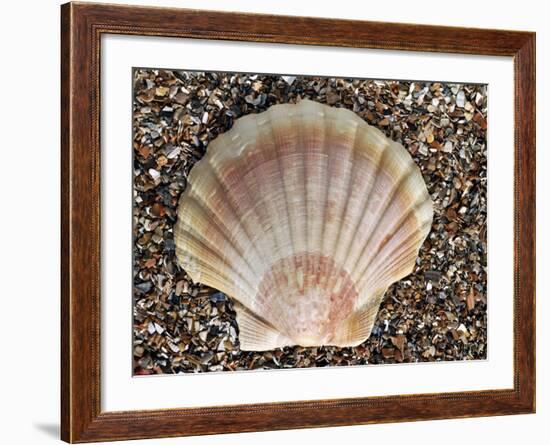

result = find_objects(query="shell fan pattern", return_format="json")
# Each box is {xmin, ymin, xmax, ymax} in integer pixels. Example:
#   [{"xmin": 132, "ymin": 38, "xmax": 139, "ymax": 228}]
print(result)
[{"xmin": 174, "ymin": 99, "xmax": 433, "ymax": 351}]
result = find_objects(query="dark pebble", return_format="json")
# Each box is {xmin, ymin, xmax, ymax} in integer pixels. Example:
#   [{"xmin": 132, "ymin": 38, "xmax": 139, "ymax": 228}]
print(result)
[
  {"xmin": 209, "ymin": 292, "xmax": 228, "ymax": 303},
  {"xmin": 425, "ymin": 270, "xmax": 443, "ymax": 282},
  {"xmin": 135, "ymin": 281, "xmax": 153, "ymax": 293},
  {"xmin": 164, "ymin": 238, "xmax": 175, "ymax": 252}
]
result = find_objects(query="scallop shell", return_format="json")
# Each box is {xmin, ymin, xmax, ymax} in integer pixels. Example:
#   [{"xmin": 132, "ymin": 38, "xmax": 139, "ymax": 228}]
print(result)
[{"xmin": 175, "ymin": 99, "xmax": 433, "ymax": 351}]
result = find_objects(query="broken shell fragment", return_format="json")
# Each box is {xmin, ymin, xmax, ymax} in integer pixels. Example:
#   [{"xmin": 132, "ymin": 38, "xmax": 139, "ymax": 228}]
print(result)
[{"xmin": 175, "ymin": 99, "xmax": 433, "ymax": 351}]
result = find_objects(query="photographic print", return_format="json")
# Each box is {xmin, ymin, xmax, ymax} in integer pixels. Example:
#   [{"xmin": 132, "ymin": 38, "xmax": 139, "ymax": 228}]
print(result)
[{"xmin": 132, "ymin": 69, "xmax": 487, "ymax": 375}]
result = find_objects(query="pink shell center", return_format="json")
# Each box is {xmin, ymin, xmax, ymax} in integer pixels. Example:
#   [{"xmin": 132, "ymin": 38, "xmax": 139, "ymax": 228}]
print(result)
[{"xmin": 255, "ymin": 252, "xmax": 359, "ymax": 346}]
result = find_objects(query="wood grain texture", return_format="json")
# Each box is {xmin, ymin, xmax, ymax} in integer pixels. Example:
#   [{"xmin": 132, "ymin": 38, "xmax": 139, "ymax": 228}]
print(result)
[{"xmin": 60, "ymin": 2, "xmax": 536, "ymax": 442}]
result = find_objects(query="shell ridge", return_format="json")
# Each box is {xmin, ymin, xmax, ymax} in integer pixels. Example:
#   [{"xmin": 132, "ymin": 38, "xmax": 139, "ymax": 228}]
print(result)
[
  {"xmin": 176, "ymin": 186, "xmax": 262, "ymax": 294},
  {"xmin": 336, "ymin": 129, "xmax": 383, "ymax": 290},
  {"xmin": 361, "ymin": 218, "xmax": 432, "ymax": 293},
  {"xmin": 255, "ymin": 111, "xmax": 296, "ymax": 259},
  {"xmin": 244, "ymin": 109, "xmax": 308, "ymax": 330},
  {"xmin": 175, "ymin": 220, "xmax": 257, "ymax": 298},
  {"xmin": 310, "ymin": 105, "xmax": 330, "ymax": 312},
  {"xmin": 187, "ymin": 185, "xmax": 263, "ymax": 274},
  {"xmin": 284, "ymin": 106, "xmax": 309, "ymax": 282},
  {"xmin": 321, "ymin": 118, "xmax": 361, "ymax": 303},
  {"xmin": 174, "ymin": 246, "xmax": 244, "ymax": 299},
  {"xmin": 342, "ymin": 137, "xmax": 391, "ymax": 282},
  {"xmin": 252, "ymin": 267, "xmax": 289, "ymax": 337},
  {"xmin": 203, "ymin": 135, "xmax": 275, "ymax": 278},
  {"xmin": 288, "ymin": 110, "xmax": 312, "ymax": 322},
  {"xmin": 209, "ymin": 114, "xmax": 276, "ymax": 270},
  {"xmin": 360, "ymin": 229, "xmax": 429, "ymax": 295},
  {"xmin": 300, "ymin": 110, "xmax": 310, "ymax": 297},
  {"xmin": 326, "ymin": 119, "xmax": 365, "ymax": 269},
  {"xmin": 192, "ymin": 114, "xmax": 304, "ymax": 303},
  {"xmin": 347, "ymin": 159, "xmax": 417, "ymax": 284},
  {"xmin": 301, "ymin": 110, "xmax": 313, "ymax": 301},
  {"xmin": 199, "ymin": 115, "xmax": 310, "ymax": 312},
  {"xmin": 236, "ymin": 109, "xmax": 303, "ymax": 332},
  {"xmin": 334, "ymin": 147, "xmax": 383, "ymax": 308},
  {"xmin": 318, "ymin": 113, "xmax": 336, "ymax": 261},
  {"xmin": 333, "ymin": 290, "xmax": 384, "ymax": 346},
  {"xmin": 266, "ymin": 111, "xmax": 301, "ymax": 300},
  {"xmin": 234, "ymin": 302, "xmax": 293, "ymax": 350},
  {"xmin": 317, "ymin": 113, "xmax": 356, "ymax": 295},
  {"xmin": 237, "ymin": 114, "xmax": 290, "ymax": 275},
  {"xmin": 351, "ymin": 165, "xmax": 431, "ymax": 290}
]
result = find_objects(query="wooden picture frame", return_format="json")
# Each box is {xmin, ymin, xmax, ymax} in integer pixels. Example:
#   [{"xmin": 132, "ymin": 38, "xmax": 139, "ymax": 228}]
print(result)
[{"xmin": 61, "ymin": 2, "xmax": 536, "ymax": 442}]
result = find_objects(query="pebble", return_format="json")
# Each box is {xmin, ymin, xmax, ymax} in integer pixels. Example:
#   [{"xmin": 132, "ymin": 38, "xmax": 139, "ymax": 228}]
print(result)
[
  {"xmin": 282, "ymin": 76, "xmax": 296, "ymax": 85},
  {"xmin": 443, "ymin": 141, "xmax": 453, "ymax": 153},
  {"xmin": 456, "ymin": 90, "xmax": 466, "ymax": 108},
  {"xmin": 209, "ymin": 292, "xmax": 227, "ymax": 303}
]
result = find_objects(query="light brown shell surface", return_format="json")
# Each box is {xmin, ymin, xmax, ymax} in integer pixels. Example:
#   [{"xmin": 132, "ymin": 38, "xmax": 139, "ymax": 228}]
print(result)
[{"xmin": 175, "ymin": 99, "xmax": 433, "ymax": 351}]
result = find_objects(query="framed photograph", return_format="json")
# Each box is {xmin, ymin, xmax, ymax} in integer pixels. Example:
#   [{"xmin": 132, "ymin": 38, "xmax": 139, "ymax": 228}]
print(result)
[{"xmin": 61, "ymin": 2, "xmax": 535, "ymax": 442}]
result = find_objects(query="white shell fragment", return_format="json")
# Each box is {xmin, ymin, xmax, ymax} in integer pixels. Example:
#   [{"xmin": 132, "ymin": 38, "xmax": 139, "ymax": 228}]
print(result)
[{"xmin": 175, "ymin": 99, "xmax": 433, "ymax": 351}]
